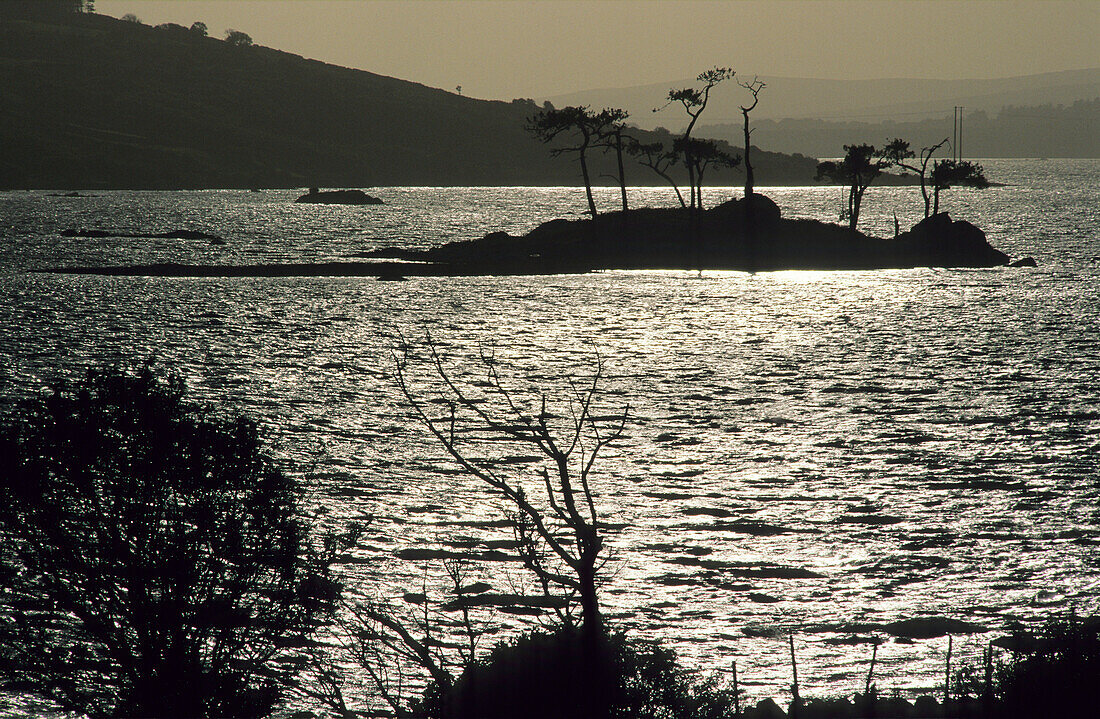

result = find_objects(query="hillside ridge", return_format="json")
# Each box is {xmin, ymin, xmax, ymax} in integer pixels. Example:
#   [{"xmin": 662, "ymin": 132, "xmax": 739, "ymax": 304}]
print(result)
[{"xmin": 0, "ymin": 12, "xmax": 819, "ymax": 189}]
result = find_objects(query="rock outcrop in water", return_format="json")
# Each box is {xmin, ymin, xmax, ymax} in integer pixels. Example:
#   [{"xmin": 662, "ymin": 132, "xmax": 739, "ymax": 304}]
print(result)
[{"xmin": 294, "ymin": 188, "xmax": 383, "ymax": 205}]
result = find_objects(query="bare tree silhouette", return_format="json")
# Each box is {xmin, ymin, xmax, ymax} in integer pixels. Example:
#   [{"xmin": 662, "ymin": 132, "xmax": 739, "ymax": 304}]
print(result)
[{"xmin": 738, "ymin": 76, "xmax": 766, "ymax": 198}]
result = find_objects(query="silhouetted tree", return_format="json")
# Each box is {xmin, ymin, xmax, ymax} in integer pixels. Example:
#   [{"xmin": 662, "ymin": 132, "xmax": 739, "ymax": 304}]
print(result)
[
  {"xmin": 121, "ymin": 12, "xmax": 140, "ymax": 22},
  {"xmin": 879, "ymin": 137, "xmax": 949, "ymax": 218},
  {"xmin": 815, "ymin": 144, "xmax": 891, "ymax": 230},
  {"xmin": 627, "ymin": 139, "xmax": 685, "ymax": 207},
  {"xmin": 526, "ymin": 105, "xmax": 605, "ymax": 216},
  {"xmin": 672, "ymin": 137, "xmax": 740, "ymax": 210},
  {"xmin": 225, "ymin": 29, "xmax": 253, "ymax": 47},
  {"xmin": 656, "ymin": 66, "xmax": 735, "ymax": 209},
  {"xmin": 0, "ymin": 366, "xmax": 342, "ymax": 719},
  {"xmin": 189, "ymin": 20, "xmax": 207, "ymax": 36},
  {"xmin": 592, "ymin": 107, "xmax": 631, "ymax": 212},
  {"xmin": 928, "ymin": 159, "xmax": 989, "ymax": 215},
  {"xmin": 738, "ymin": 76, "xmax": 766, "ymax": 198}
]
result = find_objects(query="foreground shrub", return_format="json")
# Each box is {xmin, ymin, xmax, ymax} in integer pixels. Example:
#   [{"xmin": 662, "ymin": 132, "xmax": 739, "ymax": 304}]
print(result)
[
  {"xmin": 955, "ymin": 614, "xmax": 1099, "ymax": 718},
  {"xmin": 0, "ymin": 366, "xmax": 339, "ymax": 718},
  {"xmin": 415, "ymin": 628, "xmax": 737, "ymax": 719}
]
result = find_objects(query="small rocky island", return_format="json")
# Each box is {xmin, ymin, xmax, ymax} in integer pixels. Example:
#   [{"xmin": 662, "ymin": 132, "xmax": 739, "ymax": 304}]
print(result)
[
  {"xmin": 294, "ymin": 188, "xmax": 383, "ymax": 205},
  {"xmin": 41, "ymin": 194, "xmax": 1017, "ymax": 278},
  {"xmin": 364, "ymin": 193, "xmax": 1011, "ymax": 274}
]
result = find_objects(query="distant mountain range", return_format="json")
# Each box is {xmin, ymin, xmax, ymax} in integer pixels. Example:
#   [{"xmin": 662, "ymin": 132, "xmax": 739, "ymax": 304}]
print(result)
[
  {"xmin": 701, "ymin": 100, "xmax": 1100, "ymax": 159},
  {"xmin": 547, "ymin": 69, "xmax": 1100, "ymax": 125},
  {"xmin": 0, "ymin": 12, "xmax": 818, "ymax": 190},
  {"xmin": 546, "ymin": 69, "xmax": 1100, "ymax": 157}
]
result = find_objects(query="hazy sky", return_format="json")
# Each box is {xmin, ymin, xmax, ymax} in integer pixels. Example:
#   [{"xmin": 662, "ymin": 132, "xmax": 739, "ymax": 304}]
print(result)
[{"xmin": 96, "ymin": 0, "xmax": 1099, "ymax": 99}]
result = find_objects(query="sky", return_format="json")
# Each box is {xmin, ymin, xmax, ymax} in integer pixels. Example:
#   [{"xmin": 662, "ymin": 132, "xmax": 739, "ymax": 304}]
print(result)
[{"xmin": 95, "ymin": 0, "xmax": 1100, "ymax": 100}]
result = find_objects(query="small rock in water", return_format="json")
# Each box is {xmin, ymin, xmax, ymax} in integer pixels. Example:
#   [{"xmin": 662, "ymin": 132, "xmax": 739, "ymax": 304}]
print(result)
[
  {"xmin": 748, "ymin": 592, "xmax": 780, "ymax": 603},
  {"xmin": 1009, "ymin": 256, "xmax": 1037, "ymax": 267},
  {"xmin": 883, "ymin": 616, "xmax": 988, "ymax": 639}
]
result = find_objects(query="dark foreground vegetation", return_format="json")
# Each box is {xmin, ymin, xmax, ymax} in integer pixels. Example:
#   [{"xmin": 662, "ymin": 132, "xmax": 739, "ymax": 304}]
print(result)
[
  {"xmin": 0, "ymin": 366, "xmax": 344, "ymax": 718},
  {"xmin": 0, "ymin": 363, "xmax": 1093, "ymax": 718}
]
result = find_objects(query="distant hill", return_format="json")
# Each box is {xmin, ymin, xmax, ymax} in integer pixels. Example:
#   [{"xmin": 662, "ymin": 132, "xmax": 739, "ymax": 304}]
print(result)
[
  {"xmin": 546, "ymin": 69, "xmax": 1100, "ymax": 140},
  {"xmin": 0, "ymin": 12, "xmax": 819, "ymax": 189},
  {"xmin": 699, "ymin": 100, "xmax": 1100, "ymax": 159}
]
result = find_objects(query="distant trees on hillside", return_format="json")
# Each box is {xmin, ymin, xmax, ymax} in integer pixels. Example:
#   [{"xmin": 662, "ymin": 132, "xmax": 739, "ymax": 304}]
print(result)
[
  {"xmin": 225, "ymin": 29, "xmax": 253, "ymax": 47},
  {"xmin": 190, "ymin": 21, "xmax": 207, "ymax": 36},
  {"xmin": 121, "ymin": 12, "xmax": 140, "ymax": 23},
  {"xmin": 702, "ymin": 99, "xmax": 1100, "ymax": 159}
]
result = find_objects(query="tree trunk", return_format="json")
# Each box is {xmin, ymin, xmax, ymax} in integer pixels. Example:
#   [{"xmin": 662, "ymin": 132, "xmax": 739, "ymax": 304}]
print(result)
[
  {"xmin": 657, "ymin": 169, "xmax": 686, "ymax": 207},
  {"xmin": 578, "ymin": 150, "xmax": 597, "ymax": 217},
  {"xmin": 933, "ymin": 187, "xmax": 941, "ymax": 215},
  {"xmin": 850, "ymin": 185, "xmax": 862, "ymax": 230},
  {"xmin": 686, "ymin": 154, "xmax": 697, "ymax": 210},
  {"xmin": 920, "ymin": 174, "xmax": 931, "ymax": 217},
  {"xmin": 614, "ymin": 131, "xmax": 627, "ymax": 212},
  {"xmin": 742, "ymin": 110, "xmax": 754, "ymax": 198}
]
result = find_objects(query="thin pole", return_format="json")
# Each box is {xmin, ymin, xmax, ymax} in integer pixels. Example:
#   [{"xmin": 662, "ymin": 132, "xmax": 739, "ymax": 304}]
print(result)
[
  {"xmin": 865, "ymin": 641, "xmax": 878, "ymax": 696},
  {"xmin": 953, "ymin": 107, "xmax": 957, "ymax": 161},
  {"xmin": 732, "ymin": 660, "xmax": 741, "ymax": 719},
  {"xmin": 789, "ymin": 632, "xmax": 800, "ymax": 717},
  {"xmin": 959, "ymin": 106, "xmax": 964, "ymax": 160},
  {"xmin": 945, "ymin": 634, "xmax": 953, "ymax": 706}
]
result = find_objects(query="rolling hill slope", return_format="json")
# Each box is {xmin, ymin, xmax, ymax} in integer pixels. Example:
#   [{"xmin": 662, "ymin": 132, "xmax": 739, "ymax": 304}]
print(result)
[{"xmin": 0, "ymin": 12, "xmax": 818, "ymax": 189}]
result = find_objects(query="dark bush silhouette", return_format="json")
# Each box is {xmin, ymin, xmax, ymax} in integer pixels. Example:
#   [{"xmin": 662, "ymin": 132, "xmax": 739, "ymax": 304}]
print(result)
[
  {"xmin": 189, "ymin": 21, "xmax": 207, "ymax": 36},
  {"xmin": 416, "ymin": 628, "xmax": 737, "ymax": 719},
  {"xmin": 0, "ymin": 366, "xmax": 340, "ymax": 718}
]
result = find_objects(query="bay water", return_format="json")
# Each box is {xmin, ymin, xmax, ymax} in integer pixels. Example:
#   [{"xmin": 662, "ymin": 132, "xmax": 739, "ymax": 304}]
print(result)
[{"xmin": 1, "ymin": 159, "xmax": 1098, "ymax": 705}]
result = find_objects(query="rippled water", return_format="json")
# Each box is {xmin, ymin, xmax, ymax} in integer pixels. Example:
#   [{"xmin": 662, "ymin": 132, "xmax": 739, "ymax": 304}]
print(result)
[{"xmin": 1, "ymin": 159, "xmax": 1098, "ymax": 706}]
